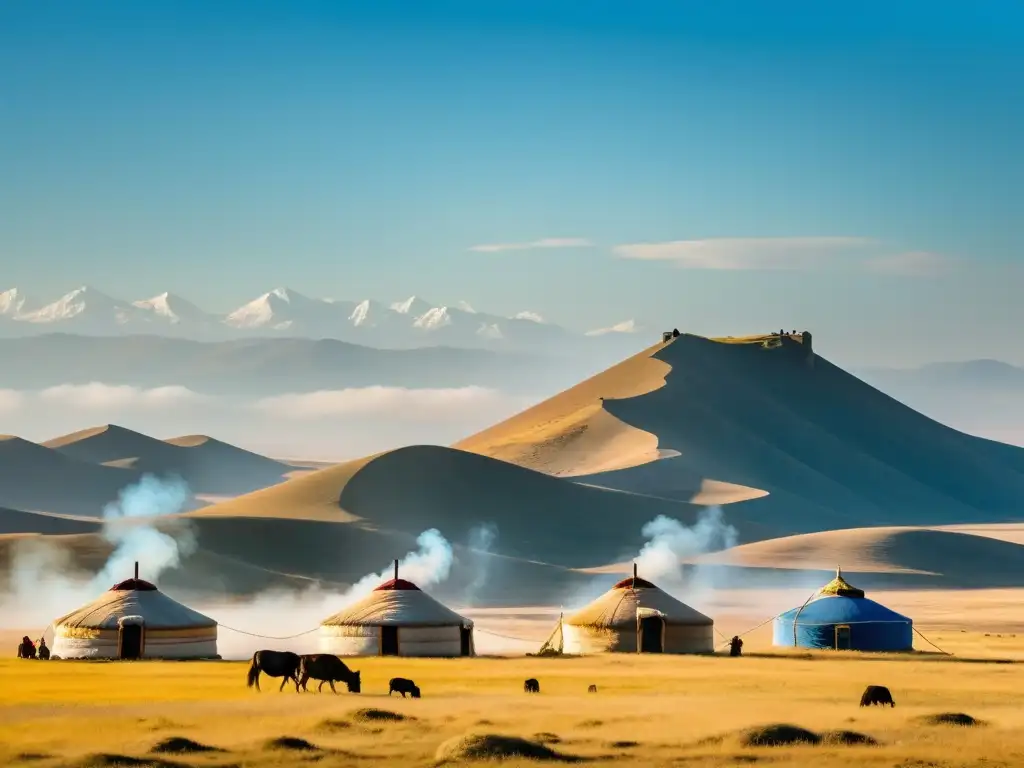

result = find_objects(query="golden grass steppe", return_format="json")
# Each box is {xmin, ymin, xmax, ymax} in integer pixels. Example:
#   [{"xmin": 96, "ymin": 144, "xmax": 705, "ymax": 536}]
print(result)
[{"xmin": 2, "ymin": 649, "xmax": 1024, "ymax": 767}]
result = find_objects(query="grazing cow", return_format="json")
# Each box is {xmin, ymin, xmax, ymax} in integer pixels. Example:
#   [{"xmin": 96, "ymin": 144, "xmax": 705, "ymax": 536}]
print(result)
[
  {"xmin": 859, "ymin": 685, "xmax": 895, "ymax": 708},
  {"xmin": 246, "ymin": 650, "xmax": 301, "ymax": 692},
  {"xmin": 298, "ymin": 654, "xmax": 362, "ymax": 694},
  {"xmin": 389, "ymin": 677, "xmax": 421, "ymax": 698},
  {"xmin": 588, "ymin": 684, "xmax": 598, "ymax": 693},
  {"xmin": 524, "ymin": 678, "xmax": 540, "ymax": 693}
]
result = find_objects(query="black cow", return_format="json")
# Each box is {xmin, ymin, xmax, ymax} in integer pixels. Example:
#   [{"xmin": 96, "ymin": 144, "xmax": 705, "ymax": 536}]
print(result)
[
  {"xmin": 389, "ymin": 677, "xmax": 421, "ymax": 698},
  {"xmin": 524, "ymin": 678, "xmax": 540, "ymax": 693},
  {"xmin": 859, "ymin": 685, "xmax": 895, "ymax": 707}
]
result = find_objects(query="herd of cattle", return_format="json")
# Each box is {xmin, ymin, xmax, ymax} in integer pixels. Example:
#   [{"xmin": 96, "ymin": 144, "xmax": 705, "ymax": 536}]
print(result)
[{"xmin": 247, "ymin": 650, "xmax": 897, "ymax": 707}]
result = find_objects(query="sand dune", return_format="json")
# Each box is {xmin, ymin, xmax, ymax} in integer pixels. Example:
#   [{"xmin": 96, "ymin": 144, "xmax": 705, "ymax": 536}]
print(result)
[
  {"xmin": 0, "ymin": 435, "xmax": 142, "ymax": 516},
  {"xmin": 565, "ymin": 335, "xmax": 1024, "ymax": 532},
  {"xmin": 0, "ymin": 507, "xmax": 101, "ymax": 536},
  {"xmin": 693, "ymin": 526, "xmax": 1024, "ymax": 588},
  {"xmin": 186, "ymin": 444, "xmax": 722, "ymax": 568},
  {"xmin": 43, "ymin": 425, "xmax": 294, "ymax": 495},
  {"xmin": 7, "ymin": 330, "xmax": 1024, "ymax": 606}
]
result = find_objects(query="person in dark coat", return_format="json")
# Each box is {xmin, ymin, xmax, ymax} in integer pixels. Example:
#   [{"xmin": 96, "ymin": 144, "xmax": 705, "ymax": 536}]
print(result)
[
  {"xmin": 37, "ymin": 638, "xmax": 50, "ymax": 660},
  {"xmin": 729, "ymin": 635, "xmax": 743, "ymax": 657}
]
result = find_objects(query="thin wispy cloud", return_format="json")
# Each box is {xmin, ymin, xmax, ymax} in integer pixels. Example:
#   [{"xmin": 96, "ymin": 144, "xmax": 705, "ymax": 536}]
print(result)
[
  {"xmin": 612, "ymin": 237, "xmax": 874, "ymax": 270},
  {"xmin": 585, "ymin": 319, "xmax": 639, "ymax": 337},
  {"xmin": 612, "ymin": 237, "xmax": 956, "ymax": 276},
  {"xmin": 468, "ymin": 237, "xmax": 593, "ymax": 253}
]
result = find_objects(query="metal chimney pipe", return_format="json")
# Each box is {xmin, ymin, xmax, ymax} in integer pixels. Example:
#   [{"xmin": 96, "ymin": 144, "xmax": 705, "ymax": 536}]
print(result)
[
  {"xmin": 134, "ymin": 561, "xmax": 139, "ymax": 580},
  {"xmin": 394, "ymin": 559, "xmax": 399, "ymax": 581},
  {"xmin": 633, "ymin": 562, "xmax": 637, "ymax": 579}
]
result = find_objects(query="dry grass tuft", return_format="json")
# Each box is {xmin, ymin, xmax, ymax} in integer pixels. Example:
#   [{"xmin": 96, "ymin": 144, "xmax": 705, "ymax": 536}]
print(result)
[
  {"xmin": 435, "ymin": 733, "xmax": 579, "ymax": 763},
  {"xmin": 819, "ymin": 730, "xmax": 879, "ymax": 746},
  {"xmin": 350, "ymin": 708, "xmax": 412, "ymax": 723},
  {"xmin": 149, "ymin": 737, "xmax": 222, "ymax": 755},
  {"xmin": 315, "ymin": 718, "xmax": 352, "ymax": 732},
  {"xmin": 262, "ymin": 736, "xmax": 320, "ymax": 752},
  {"xmin": 915, "ymin": 712, "xmax": 985, "ymax": 727},
  {"xmin": 533, "ymin": 732, "xmax": 562, "ymax": 743},
  {"xmin": 736, "ymin": 723, "xmax": 821, "ymax": 747}
]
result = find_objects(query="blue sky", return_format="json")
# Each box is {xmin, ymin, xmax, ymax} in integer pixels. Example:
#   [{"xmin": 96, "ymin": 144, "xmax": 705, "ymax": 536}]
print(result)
[{"xmin": 2, "ymin": 1, "xmax": 1022, "ymax": 365}]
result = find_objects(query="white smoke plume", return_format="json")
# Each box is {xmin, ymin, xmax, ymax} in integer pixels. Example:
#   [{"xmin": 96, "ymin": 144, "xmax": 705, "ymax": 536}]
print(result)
[
  {"xmin": 0, "ymin": 474, "xmax": 196, "ymax": 633},
  {"xmin": 92, "ymin": 474, "xmax": 196, "ymax": 588},
  {"xmin": 460, "ymin": 522, "xmax": 498, "ymax": 607},
  {"xmin": 633, "ymin": 507, "xmax": 737, "ymax": 610},
  {"xmin": 206, "ymin": 528, "xmax": 456, "ymax": 660}
]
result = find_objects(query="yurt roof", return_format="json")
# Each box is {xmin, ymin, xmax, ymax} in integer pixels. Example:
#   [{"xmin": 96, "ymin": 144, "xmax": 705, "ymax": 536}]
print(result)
[
  {"xmin": 778, "ymin": 595, "xmax": 911, "ymax": 625},
  {"xmin": 321, "ymin": 578, "xmax": 471, "ymax": 628},
  {"xmin": 565, "ymin": 575, "xmax": 713, "ymax": 628},
  {"xmin": 814, "ymin": 567, "xmax": 866, "ymax": 599},
  {"xmin": 52, "ymin": 580, "xmax": 217, "ymax": 631}
]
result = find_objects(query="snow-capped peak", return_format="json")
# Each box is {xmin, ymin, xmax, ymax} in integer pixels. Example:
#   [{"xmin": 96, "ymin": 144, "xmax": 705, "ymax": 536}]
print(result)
[
  {"xmin": 413, "ymin": 306, "xmax": 453, "ymax": 330},
  {"xmin": 391, "ymin": 296, "xmax": 432, "ymax": 315},
  {"xmin": 514, "ymin": 310, "xmax": 545, "ymax": 324},
  {"xmin": 132, "ymin": 292, "xmax": 208, "ymax": 324},
  {"xmin": 348, "ymin": 299, "xmax": 384, "ymax": 327},
  {"xmin": 224, "ymin": 287, "xmax": 312, "ymax": 328},
  {"xmin": 0, "ymin": 288, "xmax": 33, "ymax": 317},
  {"xmin": 19, "ymin": 286, "xmax": 127, "ymax": 324}
]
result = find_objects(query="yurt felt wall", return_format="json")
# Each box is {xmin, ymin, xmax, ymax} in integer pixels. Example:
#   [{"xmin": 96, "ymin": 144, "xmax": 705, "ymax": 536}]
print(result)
[
  {"xmin": 51, "ymin": 577, "xmax": 218, "ymax": 660},
  {"xmin": 319, "ymin": 577, "xmax": 474, "ymax": 658},
  {"xmin": 561, "ymin": 574, "xmax": 715, "ymax": 655}
]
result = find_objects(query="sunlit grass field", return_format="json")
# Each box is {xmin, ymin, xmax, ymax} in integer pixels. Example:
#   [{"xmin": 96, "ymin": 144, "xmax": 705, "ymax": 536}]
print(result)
[{"xmin": 2, "ymin": 641, "xmax": 1023, "ymax": 767}]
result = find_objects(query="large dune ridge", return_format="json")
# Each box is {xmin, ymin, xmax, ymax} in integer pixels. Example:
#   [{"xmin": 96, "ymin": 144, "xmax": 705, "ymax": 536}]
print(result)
[
  {"xmin": 563, "ymin": 334, "xmax": 1024, "ymax": 532},
  {"xmin": 0, "ymin": 434, "xmax": 145, "ymax": 516},
  {"xmin": 688, "ymin": 526, "xmax": 1024, "ymax": 589},
  {"xmin": 43, "ymin": 424, "xmax": 295, "ymax": 495}
]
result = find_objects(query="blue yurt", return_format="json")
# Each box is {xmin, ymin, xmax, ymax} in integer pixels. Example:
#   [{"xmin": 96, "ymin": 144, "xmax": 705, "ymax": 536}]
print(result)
[{"xmin": 772, "ymin": 568, "xmax": 913, "ymax": 652}]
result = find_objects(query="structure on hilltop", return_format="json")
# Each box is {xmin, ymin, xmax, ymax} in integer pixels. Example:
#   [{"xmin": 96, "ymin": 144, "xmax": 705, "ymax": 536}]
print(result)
[
  {"xmin": 50, "ymin": 562, "xmax": 219, "ymax": 660},
  {"xmin": 539, "ymin": 564, "xmax": 715, "ymax": 655},
  {"xmin": 772, "ymin": 567, "xmax": 913, "ymax": 652},
  {"xmin": 319, "ymin": 561, "xmax": 475, "ymax": 657}
]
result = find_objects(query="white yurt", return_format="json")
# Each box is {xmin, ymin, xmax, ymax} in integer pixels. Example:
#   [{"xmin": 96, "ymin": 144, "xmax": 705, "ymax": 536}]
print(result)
[
  {"xmin": 319, "ymin": 562, "xmax": 474, "ymax": 657},
  {"xmin": 547, "ymin": 565, "xmax": 714, "ymax": 655},
  {"xmin": 50, "ymin": 562, "xmax": 219, "ymax": 660}
]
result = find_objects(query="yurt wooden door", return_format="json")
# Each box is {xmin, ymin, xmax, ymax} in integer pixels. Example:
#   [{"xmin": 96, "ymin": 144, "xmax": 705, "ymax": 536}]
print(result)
[
  {"xmin": 380, "ymin": 626, "xmax": 399, "ymax": 656},
  {"xmin": 834, "ymin": 625, "xmax": 852, "ymax": 651},
  {"xmin": 459, "ymin": 626, "xmax": 473, "ymax": 657},
  {"xmin": 639, "ymin": 616, "xmax": 665, "ymax": 653},
  {"xmin": 118, "ymin": 623, "xmax": 145, "ymax": 660}
]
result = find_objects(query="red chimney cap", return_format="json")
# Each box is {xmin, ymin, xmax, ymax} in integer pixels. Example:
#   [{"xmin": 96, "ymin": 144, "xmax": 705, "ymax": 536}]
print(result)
[
  {"xmin": 111, "ymin": 578, "xmax": 158, "ymax": 592},
  {"xmin": 613, "ymin": 575, "xmax": 657, "ymax": 590},
  {"xmin": 375, "ymin": 578, "xmax": 420, "ymax": 591}
]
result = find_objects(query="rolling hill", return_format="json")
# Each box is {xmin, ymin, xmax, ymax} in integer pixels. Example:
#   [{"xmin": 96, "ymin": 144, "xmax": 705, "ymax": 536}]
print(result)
[
  {"xmin": 0, "ymin": 436, "xmax": 143, "ymax": 516},
  {"xmin": 43, "ymin": 425, "xmax": 294, "ymax": 495}
]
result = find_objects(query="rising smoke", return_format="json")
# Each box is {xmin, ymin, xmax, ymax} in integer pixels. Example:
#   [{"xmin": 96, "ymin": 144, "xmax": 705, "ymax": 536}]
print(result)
[
  {"xmin": 0, "ymin": 474, "xmax": 196, "ymax": 632},
  {"xmin": 461, "ymin": 522, "xmax": 499, "ymax": 608},
  {"xmin": 633, "ymin": 507, "xmax": 738, "ymax": 611}
]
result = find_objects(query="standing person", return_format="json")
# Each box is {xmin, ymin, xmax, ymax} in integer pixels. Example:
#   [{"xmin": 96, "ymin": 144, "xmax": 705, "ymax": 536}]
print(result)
[
  {"xmin": 37, "ymin": 637, "xmax": 50, "ymax": 660},
  {"xmin": 729, "ymin": 635, "xmax": 743, "ymax": 657}
]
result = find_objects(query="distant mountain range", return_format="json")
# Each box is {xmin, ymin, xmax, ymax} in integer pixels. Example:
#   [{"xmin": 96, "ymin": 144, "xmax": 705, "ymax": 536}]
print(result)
[
  {"xmin": 0, "ymin": 334, "xmax": 611, "ymax": 396},
  {"xmin": 857, "ymin": 359, "xmax": 1024, "ymax": 391},
  {"xmin": 0, "ymin": 285, "xmax": 642, "ymax": 351}
]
